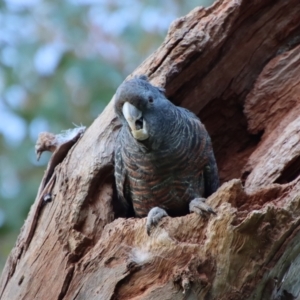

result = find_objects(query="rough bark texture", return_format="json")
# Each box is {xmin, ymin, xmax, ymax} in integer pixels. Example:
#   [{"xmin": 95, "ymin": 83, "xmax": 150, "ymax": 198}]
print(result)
[{"xmin": 1, "ymin": 0, "xmax": 300, "ymax": 299}]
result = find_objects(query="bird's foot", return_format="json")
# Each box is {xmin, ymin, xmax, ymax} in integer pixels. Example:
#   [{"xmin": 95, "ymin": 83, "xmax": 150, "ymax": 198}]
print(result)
[
  {"xmin": 146, "ymin": 207, "xmax": 168, "ymax": 236},
  {"xmin": 189, "ymin": 198, "xmax": 216, "ymax": 217}
]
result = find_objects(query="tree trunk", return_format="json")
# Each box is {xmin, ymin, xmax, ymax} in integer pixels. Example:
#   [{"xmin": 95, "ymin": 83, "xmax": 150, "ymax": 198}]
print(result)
[{"xmin": 2, "ymin": 0, "xmax": 300, "ymax": 299}]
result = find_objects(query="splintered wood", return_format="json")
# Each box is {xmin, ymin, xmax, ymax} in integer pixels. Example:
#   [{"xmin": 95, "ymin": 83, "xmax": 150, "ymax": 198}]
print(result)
[{"xmin": 1, "ymin": 0, "xmax": 300, "ymax": 299}]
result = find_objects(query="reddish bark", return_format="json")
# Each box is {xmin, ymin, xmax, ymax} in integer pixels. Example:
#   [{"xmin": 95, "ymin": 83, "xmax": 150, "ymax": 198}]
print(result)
[{"xmin": 1, "ymin": 0, "xmax": 300, "ymax": 299}]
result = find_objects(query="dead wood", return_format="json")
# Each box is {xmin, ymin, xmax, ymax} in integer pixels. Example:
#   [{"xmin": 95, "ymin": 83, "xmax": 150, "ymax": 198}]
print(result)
[{"xmin": 1, "ymin": 0, "xmax": 300, "ymax": 299}]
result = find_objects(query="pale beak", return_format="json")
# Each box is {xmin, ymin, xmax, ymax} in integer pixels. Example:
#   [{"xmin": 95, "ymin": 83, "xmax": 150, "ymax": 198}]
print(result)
[{"xmin": 122, "ymin": 102, "xmax": 149, "ymax": 141}]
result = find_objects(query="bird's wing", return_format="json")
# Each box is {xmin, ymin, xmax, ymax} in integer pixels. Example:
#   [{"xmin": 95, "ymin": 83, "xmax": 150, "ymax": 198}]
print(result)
[
  {"xmin": 188, "ymin": 113, "xmax": 219, "ymax": 198},
  {"xmin": 203, "ymin": 155, "xmax": 219, "ymax": 196},
  {"xmin": 114, "ymin": 141, "xmax": 131, "ymax": 212}
]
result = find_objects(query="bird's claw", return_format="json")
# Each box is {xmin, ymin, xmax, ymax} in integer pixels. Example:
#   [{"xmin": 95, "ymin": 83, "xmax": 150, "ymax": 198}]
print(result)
[
  {"xmin": 146, "ymin": 207, "xmax": 168, "ymax": 235},
  {"xmin": 189, "ymin": 198, "xmax": 216, "ymax": 217}
]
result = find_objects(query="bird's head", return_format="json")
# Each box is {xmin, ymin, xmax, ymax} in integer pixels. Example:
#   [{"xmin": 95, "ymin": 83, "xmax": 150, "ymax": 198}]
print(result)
[{"xmin": 114, "ymin": 75, "xmax": 168, "ymax": 143}]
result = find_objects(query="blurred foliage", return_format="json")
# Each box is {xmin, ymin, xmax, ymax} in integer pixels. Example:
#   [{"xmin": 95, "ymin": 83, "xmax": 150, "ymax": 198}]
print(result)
[{"xmin": 0, "ymin": 0, "xmax": 215, "ymax": 272}]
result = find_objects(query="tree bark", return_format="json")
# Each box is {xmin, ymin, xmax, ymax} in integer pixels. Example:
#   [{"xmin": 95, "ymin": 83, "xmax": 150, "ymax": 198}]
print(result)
[{"xmin": 2, "ymin": 0, "xmax": 300, "ymax": 299}]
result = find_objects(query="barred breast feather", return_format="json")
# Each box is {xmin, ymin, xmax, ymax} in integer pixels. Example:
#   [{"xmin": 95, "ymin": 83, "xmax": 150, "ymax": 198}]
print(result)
[{"xmin": 114, "ymin": 87, "xmax": 219, "ymax": 218}]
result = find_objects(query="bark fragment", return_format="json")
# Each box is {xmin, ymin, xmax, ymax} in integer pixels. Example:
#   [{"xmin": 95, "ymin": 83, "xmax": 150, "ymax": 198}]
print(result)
[{"xmin": 1, "ymin": 0, "xmax": 300, "ymax": 299}]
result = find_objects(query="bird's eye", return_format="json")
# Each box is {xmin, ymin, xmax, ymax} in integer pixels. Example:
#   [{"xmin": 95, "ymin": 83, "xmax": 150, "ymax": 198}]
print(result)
[{"xmin": 148, "ymin": 96, "xmax": 153, "ymax": 103}]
